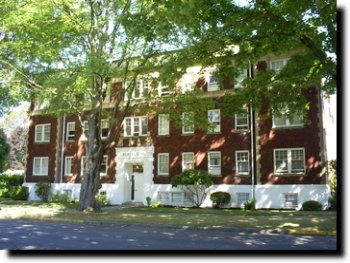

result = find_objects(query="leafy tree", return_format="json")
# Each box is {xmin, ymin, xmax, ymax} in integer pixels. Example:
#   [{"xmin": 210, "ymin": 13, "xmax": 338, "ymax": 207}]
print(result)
[
  {"xmin": 171, "ymin": 169, "xmax": 214, "ymax": 207},
  {"xmin": 0, "ymin": 128, "xmax": 10, "ymax": 172},
  {"xmin": 155, "ymin": 0, "xmax": 336, "ymax": 116}
]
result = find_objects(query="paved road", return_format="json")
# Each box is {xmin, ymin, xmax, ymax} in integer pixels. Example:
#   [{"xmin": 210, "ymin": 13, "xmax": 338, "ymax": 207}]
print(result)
[{"xmin": 0, "ymin": 219, "xmax": 337, "ymax": 251}]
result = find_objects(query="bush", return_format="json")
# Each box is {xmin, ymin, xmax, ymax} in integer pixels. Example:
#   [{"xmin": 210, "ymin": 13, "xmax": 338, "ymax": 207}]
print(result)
[
  {"xmin": 302, "ymin": 200, "xmax": 323, "ymax": 211},
  {"xmin": 242, "ymin": 199, "xmax": 255, "ymax": 210},
  {"xmin": 210, "ymin": 191, "xmax": 231, "ymax": 208},
  {"xmin": 0, "ymin": 175, "xmax": 24, "ymax": 198},
  {"xmin": 50, "ymin": 192, "xmax": 74, "ymax": 203},
  {"xmin": 34, "ymin": 181, "xmax": 51, "ymax": 202},
  {"xmin": 9, "ymin": 186, "xmax": 29, "ymax": 200}
]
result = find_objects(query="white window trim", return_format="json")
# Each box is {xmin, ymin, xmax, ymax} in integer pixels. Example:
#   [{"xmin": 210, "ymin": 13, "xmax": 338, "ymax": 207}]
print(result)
[
  {"xmin": 208, "ymin": 151, "xmax": 221, "ymax": 176},
  {"xmin": 64, "ymin": 156, "xmax": 73, "ymax": 176},
  {"xmin": 235, "ymin": 108, "xmax": 249, "ymax": 130},
  {"xmin": 182, "ymin": 152, "xmax": 194, "ymax": 171},
  {"xmin": 158, "ymin": 153, "xmax": 169, "ymax": 175},
  {"xmin": 66, "ymin": 122, "xmax": 75, "ymax": 141},
  {"xmin": 33, "ymin": 157, "xmax": 49, "ymax": 176},
  {"xmin": 283, "ymin": 193, "xmax": 299, "ymax": 208},
  {"xmin": 235, "ymin": 150, "xmax": 250, "ymax": 175},
  {"xmin": 207, "ymin": 70, "xmax": 219, "ymax": 91},
  {"xmin": 158, "ymin": 114, "xmax": 170, "ymax": 136},
  {"xmin": 269, "ymin": 58, "xmax": 288, "ymax": 71},
  {"xmin": 35, "ymin": 124, "xmax": 51, "ymax": 143},
  {"xmin": 101, "ymin": 119, "xmax": 109, "ymax": 139},
  {"xmin": 124, "ymin": 116, "xmax": 148, "ymax": 137},
  {"xmin": 182, "ymin": 112, "xmax": 194, "ymax": 134},
  {"xmin": 234, "ymin": 69, "xmax": 247, "ymax": 89},
  {"xmin": 208, "ymin": 109, "xmax": 221, "ymax": 133},
  {"xmin": 273, "ymin": 148, "xmax": 305, "ymax": 175},
  {"xmin": 272, "ymin": 107, "xmax": 304, "ymax": 128}
]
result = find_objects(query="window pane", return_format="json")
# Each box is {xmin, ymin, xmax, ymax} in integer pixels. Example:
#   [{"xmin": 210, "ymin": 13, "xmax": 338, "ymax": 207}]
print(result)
[{"xmin": 159, "ymin": 114, "xmax": 169, "ymax": 135}]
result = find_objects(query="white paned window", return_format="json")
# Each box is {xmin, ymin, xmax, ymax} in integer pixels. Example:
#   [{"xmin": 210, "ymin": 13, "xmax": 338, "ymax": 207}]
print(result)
[
  {"xmin": 273, "ymin": 107, "xmax": 303, "ymax": 128},
  {"xmin": 182, "ymin": 152, "xmax": 194, "ymax": 171},
  {"xmin": 33, "ymin": 157, "xmax": 49, "ymax": 176},
  {"xmin": 35, "ymin": 124, "xmax": 51, "ymax": 143},
  {"xmin": 270, "ymin": 59, "xmax": 288, "ymax": 72},
  {"xmin": 284, "ymin": 193, "xmax": 298, "ymax": 208},
  {"xmin": 236, "ymin": 151, "xmax": 249, "ymax": 175},
  {"xmin": 65, "ymin": 156, "xmax": 73, "ymax": 176},
  {"xmin": 208, "ymin": 151, "xmax": 221, "ymax": 176},
  {"xmin": 234, "ymin": 69, "xmax": 247, "ymax": 89},
  {"xmin": 208, "ymin": 109, "xmax": 221, "ymax": 133},
  {"xmin": 235, "ymin": 108, "xmax": 249, "ymax": 130},
  {"xmin": 274, "ymin": 148, "xmax": 305, "ymax": 174},
  {"xmin": 124, "ymin": 116, "xmax": 148, "ymax": 137},
  {"xmin": 66, "ymin": 122, "xmax": 75, "ymax": 141},
  {"xmin": 133, "ymin": 79, "xmax": 149, "ymax": 99},
  {"xmin": 158, "ymin": 83, "xmax": 170, "ymax": 96},
  {"xmin": 207, "ymin": 71, "xmax": 219, "ymax": 91},
  {"xmin": 158, "ymin": 114, "xmax": 170, "ymax": 135},
  {"xmin": 182, "ymin": 112, "xmax": 194, "ymax": 134},
  {"xmin": 101, "ymin": 119, "xmax": 109, "ymax": 139},
  {"xmin": 181, "ymin": 73, "xmax": 194, "ymax": 93},
  {"xmin": 158, "ymin": 153, "xmax": 169, "ymax": 175}
]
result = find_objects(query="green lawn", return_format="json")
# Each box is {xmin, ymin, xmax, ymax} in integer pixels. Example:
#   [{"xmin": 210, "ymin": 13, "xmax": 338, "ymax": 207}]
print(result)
[{"xmin": 0, "ymin": 199, "xmax": 336, "ymax": 235}]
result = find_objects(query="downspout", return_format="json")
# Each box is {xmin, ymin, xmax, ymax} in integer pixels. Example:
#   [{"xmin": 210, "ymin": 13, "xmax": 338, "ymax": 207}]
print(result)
[
  {"xmin": 60, "ymin": 115, "xmax": 66, "ymax": 183},
  {"xmin": 249, "ymin": 62, "xmax": 256, "ymax": 207}
]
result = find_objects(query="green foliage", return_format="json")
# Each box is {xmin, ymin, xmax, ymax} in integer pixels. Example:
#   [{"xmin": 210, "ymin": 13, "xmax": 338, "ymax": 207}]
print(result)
[
  {"xmin": 0, "ymin": 174, "xmax": 24, "ymax": 197},
  {"xmin": 171, "ymin": 169, "xmax": 214, "ymax": 207},
  {"xmin": 242, "ymin": 199, "xmax": 255, "ymax": 211},
  {"xmin": 97, "ymin": 194, "xmax": 110, "ymax": 207},
  {"xmin": 9, "ymin": 186, "xmax": 29, "ymax": 200},
  {"xmin": 50, "ymin": 192, "xmax": 75, "ymax": 204},
  {"xmin": 151, "ymin": 201, "xmax": 163, "ymax": 208},
  {"xmin": 0, "ymin": 129, "xmax": 10, "ymax": 172},
  {"xmin": 146, "ymin": 196, "xmax": 152, "ymax": 206},
  {"xmin": 210, "ymin": 191, "xmax": 231, "ymax": 208},
  {"xmin": 34, "ymin": 181, "xmax": 51, "ymax": 202},
  {"xmin": 302, "ymin": 200, "xmax": 323, "ymax": 211}
]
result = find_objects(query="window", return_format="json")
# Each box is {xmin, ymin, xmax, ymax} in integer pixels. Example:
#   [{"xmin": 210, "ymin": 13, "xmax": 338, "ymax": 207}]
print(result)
[
  {"xmin": 65, "ymin": 156, "xmax": 73, "ymax": 176},
  {"xmin": 101, "ymin": 119, "xmax": 109, "ymax": 139},
  {"xmin": 208, "ymin": 109, "xmax": 220, "ymax": 133},
  {"xmin": 236, "ymin": 151, "xmax": 249, "ymax": 175},
  {"xmin": 234, "ymin": 69, "xmax": 247, "ymax": 89},
  {"xmin": 100, "ymin": 156, "xmax": 108, "ymax": 176},
  {"xmin": 182, "ymin": 112, "xmax": 194, "ymax": 134},
  {"xmin": 133, "ymin": 164, "xmax": 144, "ymax": 173},
  {"xmin": 182, "ymin": 152, "xmax": 194, "ymax": 171},
  {"xmin": 181, "ymin": 74, "xmax": 194, "ymax": 93},
  {"xmin": 33, "ymin": 157, "xmax": 49, "ymax": 176},
  {"xmin": 158, "ymin": 114, "xmax": 170, "ymax": 135},
  {"xmin": 158, "ymin": 191, "xmax": 192, "ymax": 206},
  {"xmin": 284, "ymin": 193, "xmax": 298, "ymax": 208},
  {"xmin": 235, "ymin": 108, "xmax": 249, "ymax": 130},
  {"xmin": 35, "ymin": 124, "xmax": 51, "ymax": 143},
  {"xmin": 237, "ymin": 192, "xmax": 250, "ymax": 207},
  {"xmin": 66, "ymin": 122, "xmax": 75, "ymax": 141},
  {"xmin": 158, "ymin": 153, "xmax": 169, "ymax": 175},
  {"xmin": 124, "ymin": 116, "xmax": 148, "ymax": 137},
  {"xmin": 158, "ymin": 83, "xmax": 170, "ymax": 96},
  {"xmin": 207, "ymin": 70, "xmax": 219, "ymax": 91},
  {"xmin": 274, "ymin": 148, "xmax": 305, "ymax": 174},
  {"xmin": 208, "ymin": 151, "xmax": 221, "ymax": 176},
  {"xmin": 133, "ymin": 79, "xmax": 149, "ymax": 99},
  {"xmin": 273, "ymin": 107, "xmax": 303, "ymax": 128},
  {"xmin": 270, "ymin": 59, "xmax": 288, "ymax": 72}
]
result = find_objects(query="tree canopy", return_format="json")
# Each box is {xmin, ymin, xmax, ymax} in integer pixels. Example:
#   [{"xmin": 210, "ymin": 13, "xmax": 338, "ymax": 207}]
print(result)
[{"xmin": 0, "ymin": 0, "xmax": 336, "ymax": 211}]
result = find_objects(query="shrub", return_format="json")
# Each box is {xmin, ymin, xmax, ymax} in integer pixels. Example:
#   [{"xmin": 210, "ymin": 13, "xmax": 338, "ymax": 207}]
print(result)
[
  {"xmin": 0, "ymin": 175, "xmax": 24, "ymax": 198},
  {"xmin": 146, "ymin": 196, "xmax": 152, "ymax": 206},
  {"xmin": 34, "ymin": 181, "xmax": 51, "ymax": 202},
  {"xmin": 242, "ymin": 199, "xmax": 255, "ymax": 210},
  {"xmin": 302, "ymin": 200, "xmax": 323, "ymax": 211},
  {"xmin": 9, "ymin": 186, "xmax": 29, "ymax": 200},
  {"xmin": 210, "ymin": 191, "xmax": 231, "ymax": 208},
  {"xmin": 98, "ymin": 194, "xmax": 110, "ymax": 206},
  {"xmin": 51, "ymin": 192, "xmax": 73, "ymax": 203}
]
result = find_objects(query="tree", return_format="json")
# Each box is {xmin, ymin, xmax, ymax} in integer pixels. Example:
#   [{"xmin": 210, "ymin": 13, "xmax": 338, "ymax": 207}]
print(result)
[
  {"xmin": 0, "ymin": 0, "xmax": 196, "ymax": 212},
  {"xmin": 0, "ymin": 128, "xmax": 10, "ymax": 172},
  {"xmin": 155, "ymin": 0, "xmax": 337, "ymax": 116},
  {"xmin": 171, "ymin": 169, "xmax": 214, "ymax": 207}
]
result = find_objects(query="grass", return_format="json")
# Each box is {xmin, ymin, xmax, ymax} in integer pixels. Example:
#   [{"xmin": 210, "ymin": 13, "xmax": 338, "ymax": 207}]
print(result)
[{"xmin": 0, "ymin": 198, "xmax": 337, "ymax": 235}]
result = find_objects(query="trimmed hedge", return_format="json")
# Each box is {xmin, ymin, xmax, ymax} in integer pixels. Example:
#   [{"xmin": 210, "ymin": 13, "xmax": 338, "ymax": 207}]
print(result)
[
  {"xmin": 0, "ymin": 175, "xmax": 24, "ymax": 198},
  {"xmin": 9, "ymin": 186, "xmax": 29, "ymax": 200},
  {"xmin": 210, "ymin": 191, "xmax": 231, "ymax": 208},
  {"xmin": 302, "ymin": 200, "xmax": 323, "ymax": 211}
]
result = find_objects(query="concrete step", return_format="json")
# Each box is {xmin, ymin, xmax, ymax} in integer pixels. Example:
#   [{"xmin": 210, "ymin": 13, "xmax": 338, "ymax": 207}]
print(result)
[{"xmin": 121, "ymin": 201, "xmax": 145, "ymax": 207}]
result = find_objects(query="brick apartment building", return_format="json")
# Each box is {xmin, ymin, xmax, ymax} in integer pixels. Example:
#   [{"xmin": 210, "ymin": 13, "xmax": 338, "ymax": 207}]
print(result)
[{"xmin": 23, "ymin": 53, "xmax": 331, "ymax": 209}]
